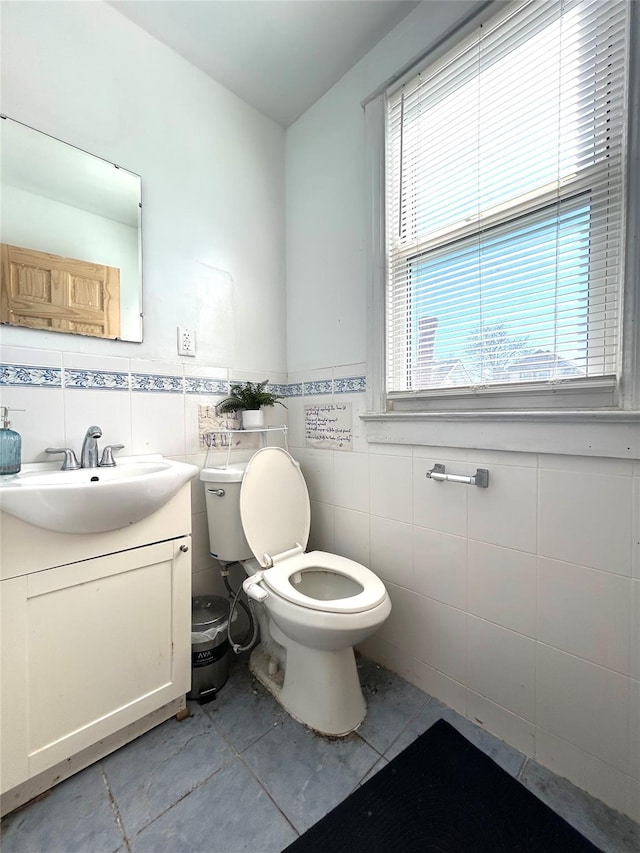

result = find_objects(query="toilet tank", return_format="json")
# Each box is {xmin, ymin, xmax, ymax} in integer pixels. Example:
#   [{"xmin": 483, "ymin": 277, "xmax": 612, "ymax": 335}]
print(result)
[{"xmin": 201, "ymin": 464, "xmax": 253, "ymax": 562}]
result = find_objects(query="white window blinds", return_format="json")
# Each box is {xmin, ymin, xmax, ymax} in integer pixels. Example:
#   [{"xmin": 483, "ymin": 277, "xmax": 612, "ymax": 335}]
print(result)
[{"xmin": 385, "ymin": 0, "xmax": 629, "ymax": 397}]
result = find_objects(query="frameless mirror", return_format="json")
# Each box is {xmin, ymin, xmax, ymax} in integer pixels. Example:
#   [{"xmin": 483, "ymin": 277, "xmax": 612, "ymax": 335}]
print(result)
[{"xmin": 0, "ymin": 116, "xmax": 143, "ymax": 342}]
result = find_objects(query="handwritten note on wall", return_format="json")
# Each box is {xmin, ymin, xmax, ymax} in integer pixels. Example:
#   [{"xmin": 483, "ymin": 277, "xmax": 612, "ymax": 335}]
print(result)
[{"xmin": 305, "ymin": 403, "xmax": 352, "ymax": 451}]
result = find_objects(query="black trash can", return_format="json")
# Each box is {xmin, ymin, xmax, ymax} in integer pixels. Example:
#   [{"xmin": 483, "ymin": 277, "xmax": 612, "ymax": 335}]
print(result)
[{"xmin": 187, "ymin": 595, "xmax": 230, "ymax": 701}]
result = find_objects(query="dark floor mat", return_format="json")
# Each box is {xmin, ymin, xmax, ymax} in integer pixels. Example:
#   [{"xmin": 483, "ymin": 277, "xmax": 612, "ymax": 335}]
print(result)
[{"xmin": 284, "ymin": 719, "xmax": 601, "ymax": 852}]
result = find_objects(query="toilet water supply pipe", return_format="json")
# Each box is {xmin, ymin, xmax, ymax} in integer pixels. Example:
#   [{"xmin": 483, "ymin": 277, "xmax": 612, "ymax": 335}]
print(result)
[{"xmin": 220, "ymin": 565, "xmax": 260, "ymax": 654}]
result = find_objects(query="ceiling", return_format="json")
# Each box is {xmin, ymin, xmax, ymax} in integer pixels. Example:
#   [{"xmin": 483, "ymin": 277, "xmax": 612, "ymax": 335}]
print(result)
[{"xmin": 109, "ymin": 1, "xmax": 420, "ymax": 127}]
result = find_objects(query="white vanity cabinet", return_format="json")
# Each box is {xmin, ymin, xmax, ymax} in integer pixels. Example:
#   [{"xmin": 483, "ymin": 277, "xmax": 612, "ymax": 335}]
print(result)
[{"xmin": 0, "ymin": 485, "xmax": 192, "ymax": 815}]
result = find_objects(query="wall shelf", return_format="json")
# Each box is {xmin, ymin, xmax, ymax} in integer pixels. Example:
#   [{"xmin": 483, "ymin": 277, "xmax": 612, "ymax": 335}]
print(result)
[{"xmin": 203, "ymin": 425, "xmax": 288, "ymax": 468}]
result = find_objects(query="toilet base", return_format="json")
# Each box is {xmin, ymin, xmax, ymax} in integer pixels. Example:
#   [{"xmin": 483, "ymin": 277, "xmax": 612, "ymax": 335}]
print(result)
[{"xmin": 249, "ymin": 641, "xmax": 366, "ymax": 737}]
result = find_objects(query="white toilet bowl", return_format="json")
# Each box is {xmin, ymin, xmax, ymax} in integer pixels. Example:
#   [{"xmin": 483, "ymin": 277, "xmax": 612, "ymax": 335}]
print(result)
[{"xmin": 239, "ymin": 447, "xmax": 391, "ymax": 736}]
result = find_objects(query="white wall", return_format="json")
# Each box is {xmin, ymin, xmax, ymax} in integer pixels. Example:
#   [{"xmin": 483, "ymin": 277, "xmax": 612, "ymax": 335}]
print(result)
[
  {"xmin": 0, "ymin": 0, "xmax": 287, "ymax": 598},
  {"xmin": 1, "ymin": 0, "xmax": 286, "ymax": 372},
  {"xmin": 285, "ymin": 0, "xmax": 640, "ymax": 821}
]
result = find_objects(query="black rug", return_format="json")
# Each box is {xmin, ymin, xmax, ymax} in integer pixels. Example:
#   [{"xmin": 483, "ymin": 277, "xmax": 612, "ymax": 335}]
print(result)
[{"xmin": 284, "ymin": 719, "xmax": 601, "ymax": 852}]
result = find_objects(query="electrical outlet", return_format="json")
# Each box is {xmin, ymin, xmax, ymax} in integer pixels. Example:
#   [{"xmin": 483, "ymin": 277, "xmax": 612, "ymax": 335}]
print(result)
[{"xmin": 177, "ymin": 326, "xmax": 196, "ymax": 357}]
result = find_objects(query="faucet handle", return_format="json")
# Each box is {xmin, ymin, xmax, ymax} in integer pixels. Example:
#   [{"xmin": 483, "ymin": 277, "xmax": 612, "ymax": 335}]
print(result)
[
  {"xmin": 46, "ymin": 447, "xmax": 81, "ymax": 470},
  {"xmin": 99, "ymin": 444, "xmax": 125, "ymax": 467}
]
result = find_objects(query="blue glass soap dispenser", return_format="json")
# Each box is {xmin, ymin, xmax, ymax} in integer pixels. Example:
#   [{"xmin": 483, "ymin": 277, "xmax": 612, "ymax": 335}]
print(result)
[{"xmin": 0, "ymin": 406, "xmax": 24, "ymax": 475}]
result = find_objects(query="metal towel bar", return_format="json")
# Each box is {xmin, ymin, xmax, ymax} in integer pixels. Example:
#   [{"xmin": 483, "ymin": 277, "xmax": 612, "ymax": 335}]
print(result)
[{"xmin": 426, "ymin": 464, "xmax": 489, "ymax": 488}]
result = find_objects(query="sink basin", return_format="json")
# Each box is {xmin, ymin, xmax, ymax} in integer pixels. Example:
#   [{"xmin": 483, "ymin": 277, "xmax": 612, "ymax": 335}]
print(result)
[{"xmin": 0, "ymin": 456, "xmax": 198, "ymax": 534}]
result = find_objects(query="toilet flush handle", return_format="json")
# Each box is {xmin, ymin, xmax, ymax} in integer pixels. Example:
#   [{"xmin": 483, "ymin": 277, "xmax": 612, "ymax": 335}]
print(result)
[{"xmin": 243, "ymin": 573, "xmax": 269, "ymax": 603}]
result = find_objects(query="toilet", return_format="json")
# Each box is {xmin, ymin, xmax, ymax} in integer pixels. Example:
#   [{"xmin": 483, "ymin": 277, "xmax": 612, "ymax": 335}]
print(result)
[{"xmin": 202, "ymin": 447, "xmax": 391, "ymax": 736}]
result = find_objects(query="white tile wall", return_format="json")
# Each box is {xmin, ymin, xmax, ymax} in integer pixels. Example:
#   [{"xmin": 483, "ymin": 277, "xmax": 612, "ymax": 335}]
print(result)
[
  {"xmin": 466, "ymin": 690, "xmax": 536, "ymax": 756},
  {"xmin": 63, "ymin": 388, "xmax": 133, "ymax": 457},
  {"xmin": 467, "ymin": 462, "xmax": 537, "ymax": 553},
  {"xmin": 629, "ymin": 678, "xmax": 640, "ymax": 782},
  {"xmin": 2, "ymin": 384, "xmax": 65, "ymax": 463},
  {"xmin": 467, "ymin": 617, "xmax": 536, "ymax": 721},
  {"xmin": 537, "ymin": 557, "xmax": 631, "ymax": 674},
  {"xmin": 468, "ymin": 541, "xmax": 537, "ymax": 637},
  {"xmin": 538, "ymin": 467, "xmax": 633, "ymax": 576},
  {"xmin": 333, "ymin": 506, "xmax": 370, "ymax": 565},
  {"xmin": 333, "ymin": 451, "xmax": 370, "ymax": 512},
  {"xmin": 131, "ymin": 392, "xmax": 186, "ymax": 457},
  {"xmin": 535, "ymin": 729, "xmax": 632, "ymax": 814},
  {"xmin": 370, "ymin": 452, "xmax": 412, "ymax": 522},
  {"xmin": 411, "ymin": 657, "xmax": 467, "ymax": 716},
  {"xmin": 536, "ymin": 644, "xmax": 630, "ymax": 772},
  {"xmin": 415, "ymin": 596, "xmax": 467, "ymax": 684},
  {"xmin": 633, "ymin": 475, "xmax": 640, "ymax": 581},
  {"xmin": 412, "ymin": 526, "xmax": 467, "ymax": 610},
  {"xmin": 369, "ymin": 516, "xmax": 413, "ymax": 588},
  {"xmin": 632, "ymin": 581, "xmax": 640, "ymax": 681},
  {"xmin": 413, "ymin": 456, "xmax": 467, "ymax": 535}
]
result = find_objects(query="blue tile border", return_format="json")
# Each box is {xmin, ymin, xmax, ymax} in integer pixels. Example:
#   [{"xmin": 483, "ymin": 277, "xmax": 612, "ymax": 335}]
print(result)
[
  {"xmin": 65, "ymin": 369, "xmax": 130, "ymax": 390},
  {"xmin": 0, "ymin": 362, "xmax": 366, "ymax": 396},
  {"xmin": 185, "ymin": 377, "xmax": 228, "ymax": 395},
  {"xmin": 335, "ymin": 376, "xmax": 366, "ymax": 393},
  {"xmin": 269, "ymin": 383, "xmax": 289, "ymax": 398},
  {"xmin": 131, "ymin": 373, "xmax": 184, "ymax": 393},
  {"xmin": 0, "ymin": 363, "xmax": 62, "ymax": 387},
  {"xmin": 304, "ymin": 380, "xmax": 333, "ymax": 396}
]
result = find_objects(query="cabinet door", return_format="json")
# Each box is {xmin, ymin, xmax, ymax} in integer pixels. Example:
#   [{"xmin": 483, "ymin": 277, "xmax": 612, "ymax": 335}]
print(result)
[{"xmin": 1, "ymin": 538, "xmax": 191, "ymax": 791}]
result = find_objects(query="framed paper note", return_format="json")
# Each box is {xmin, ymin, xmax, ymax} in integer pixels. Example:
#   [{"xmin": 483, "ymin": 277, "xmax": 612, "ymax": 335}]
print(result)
[{"xmin": 304, "ymin": 403, "xmax": 352, "ymax": 451}]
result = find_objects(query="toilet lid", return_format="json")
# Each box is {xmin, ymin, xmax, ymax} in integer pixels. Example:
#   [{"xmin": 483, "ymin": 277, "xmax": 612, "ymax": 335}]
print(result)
[{"xmin": 240, "ymin": 447, "xmax": 310, "ymax": 568}]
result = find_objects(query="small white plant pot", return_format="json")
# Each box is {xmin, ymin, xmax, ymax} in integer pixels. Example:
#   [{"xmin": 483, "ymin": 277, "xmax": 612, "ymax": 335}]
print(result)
[{"xmin": 242, "ymin": 409, "xmax": 264, "ymax": 430}]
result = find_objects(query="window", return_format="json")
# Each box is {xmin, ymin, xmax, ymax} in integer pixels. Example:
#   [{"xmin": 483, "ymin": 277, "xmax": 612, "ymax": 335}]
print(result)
[{"xmin": 383, "ymin": 0, "xmax": 632, "ymax": 411}]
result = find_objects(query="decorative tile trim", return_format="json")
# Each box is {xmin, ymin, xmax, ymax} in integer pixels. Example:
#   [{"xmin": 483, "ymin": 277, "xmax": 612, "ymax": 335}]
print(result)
[
  {"xmin": 65, "ymin": 368, "xmax": 130, "ymax": 390},
  {"xmin": 184, "ymin": 377, "xmax": 228, "ymax": 395},
  {"xmin": 303, "ymin": 379, "xmax": 333, "ymax": 396},
  {"xmin": 269, "ymin": 383, "xmax": 289, "ymax": 398},
  {"xmin": 0, "ymin": 363, "xmax": 367, "ymax": 397},
  {"xmin": 131, "ymin": 373, "xmax": 184, "ymax": 393},
  {"xmin": 334, "ymin": 375, "xmax": 367, "ymax": 394},
  {"xmin": 0, "ymin": 363, "xmax": 63, "ymax": 387}
]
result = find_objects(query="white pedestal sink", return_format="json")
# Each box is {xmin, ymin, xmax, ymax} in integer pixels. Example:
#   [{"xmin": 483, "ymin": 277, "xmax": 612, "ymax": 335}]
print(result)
[{"xmin": 0, "ymin": 455, "xmax": 198, "ymax": 534}]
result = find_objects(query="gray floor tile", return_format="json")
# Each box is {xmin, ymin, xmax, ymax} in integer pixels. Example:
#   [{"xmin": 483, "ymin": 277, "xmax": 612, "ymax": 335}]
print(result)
[
  {"xmin": 385, "ymin": 697, "xmax": 527, "ymax": 777},
  {"xmin": 242, "ymin": 714, "xmax": 380, "ymax": 833},
  {"xmin": 101, "ymin": 703, "xmax": 234, "ymax": 838},
  {"xmin": 0, "ymin": 764, "xmax": 123, "ymax": 853},
  {"xmin": 131, "ymin": 758, "xmax": 297, "ymax": 853},
  {"xmin": 356, "ymin": 657, "xmax": 430, "ymax": 754},
  {"xmin": 202, "ymin": 677, "xmax": 287, "ymax": 754},
  {"xmin": 358, "ymin": 756, "xmax": 388, "ymax": 788},
  {"xmin": 3, "ymin": 654, "xmax": 637, "ymax": 853},
  {"xmin": 521, "ymin": 759, "xmax": 640, "ymax": 853}
]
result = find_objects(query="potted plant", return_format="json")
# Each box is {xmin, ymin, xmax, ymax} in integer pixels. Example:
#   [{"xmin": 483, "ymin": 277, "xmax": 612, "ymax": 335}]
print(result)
[{"xmin": 217, "ymin": 380, "xmax": 286, "ymax": 429}]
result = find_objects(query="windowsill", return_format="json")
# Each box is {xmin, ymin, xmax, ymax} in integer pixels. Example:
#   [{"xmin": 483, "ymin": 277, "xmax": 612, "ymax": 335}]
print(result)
[{"xmin": 360, "ymin": 410, "xmax": 640, "ymax": 459}]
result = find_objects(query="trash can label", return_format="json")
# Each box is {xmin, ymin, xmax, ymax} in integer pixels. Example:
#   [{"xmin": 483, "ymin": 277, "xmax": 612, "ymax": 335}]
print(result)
[{"xmin": 192, "ymin": 639, "xmax": 229, "ymax": 667}]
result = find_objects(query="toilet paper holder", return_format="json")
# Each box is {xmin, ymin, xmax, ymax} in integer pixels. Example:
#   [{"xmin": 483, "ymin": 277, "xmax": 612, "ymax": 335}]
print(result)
[{"xmin": 426, "ymin": 464, "xmax": 489, "ymax": 488}]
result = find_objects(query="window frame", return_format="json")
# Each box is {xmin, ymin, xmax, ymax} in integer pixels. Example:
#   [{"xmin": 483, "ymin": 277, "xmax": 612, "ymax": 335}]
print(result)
[{"xmin": 364, "ymin": 0, "xmax": 640, "ymax": 436}]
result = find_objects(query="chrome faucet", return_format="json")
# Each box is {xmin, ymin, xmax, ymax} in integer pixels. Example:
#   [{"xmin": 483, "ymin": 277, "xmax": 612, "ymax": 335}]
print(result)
[
  {"xmin": 47, "ymin": 427, "xmax": 123, "ymax": 470},
  {"xmin": 80, "ymin": 425, "xmax": 102, "ymax": 468}
]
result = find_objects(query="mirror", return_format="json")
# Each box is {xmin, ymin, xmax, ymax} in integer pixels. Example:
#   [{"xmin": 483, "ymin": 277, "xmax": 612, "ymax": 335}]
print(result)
[{"xmin": 0, "ymin": 116, "xmax": 142, "ymax": 341}]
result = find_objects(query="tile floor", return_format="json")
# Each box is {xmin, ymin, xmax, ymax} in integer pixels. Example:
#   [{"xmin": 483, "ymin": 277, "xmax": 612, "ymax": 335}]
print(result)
[{"xmin": 2, "ymin": 654, "xmax": 638, "ymax": 853}]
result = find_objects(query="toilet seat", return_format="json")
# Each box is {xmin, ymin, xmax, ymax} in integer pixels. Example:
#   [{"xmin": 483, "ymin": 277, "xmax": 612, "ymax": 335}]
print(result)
[
  {"xmin": 240, "ymin": 448, "xmax": 386, "ymax": 614},
  {"xmin": 262, "ymin": 551, "xmax": 388, "ymax": 614}
]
